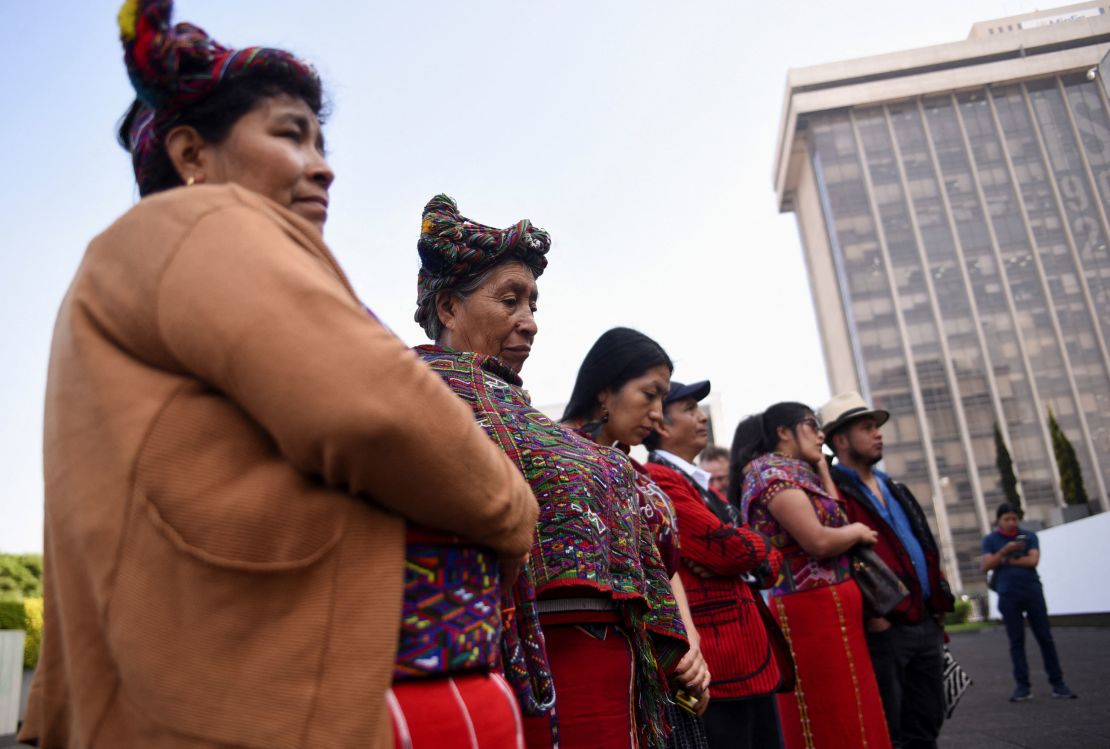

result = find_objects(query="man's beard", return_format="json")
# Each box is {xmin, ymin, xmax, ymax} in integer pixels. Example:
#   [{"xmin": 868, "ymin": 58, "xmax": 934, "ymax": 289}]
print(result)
[{"xmin": 849, "ymin": 445, "xmax": 882, "ymax": 467}]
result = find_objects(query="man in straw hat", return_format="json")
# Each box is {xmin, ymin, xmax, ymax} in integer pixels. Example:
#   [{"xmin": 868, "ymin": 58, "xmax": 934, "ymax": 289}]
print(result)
[{"xmin": 819, "ymin": 392, "xmax": 954, "ymax": 749}]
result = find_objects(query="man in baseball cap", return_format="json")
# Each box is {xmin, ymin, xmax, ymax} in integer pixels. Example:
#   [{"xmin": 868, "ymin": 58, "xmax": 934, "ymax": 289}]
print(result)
[
  {"xmin": 820, "ymin": 392, "xmax": 954, "ymax": 749},
  {"xmin": 644, "ymin": 380, "xmax": 786, "ymax": 748}
]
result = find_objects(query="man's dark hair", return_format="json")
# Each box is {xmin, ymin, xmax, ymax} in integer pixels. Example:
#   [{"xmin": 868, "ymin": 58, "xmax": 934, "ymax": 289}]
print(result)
[
  {"xmin": 996, "ymin": 502, "xmax": 1023, "ymax": 520},
  {"xmin": 825, "ymin": 422, "xmax": 848, "ymax": 455},
  {"xmin": 119, "ymin": 68, "xmax": 326, "ymax": 196}
]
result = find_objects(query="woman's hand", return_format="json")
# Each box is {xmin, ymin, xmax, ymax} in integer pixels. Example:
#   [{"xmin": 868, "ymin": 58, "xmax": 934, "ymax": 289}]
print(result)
[
  {"xmin": 769, "ymin": 489, "xmax": 873, "ymax": 558},
  {"xmin": 865, "ymin": 616, "xmax": 892, "ymax": 633},
  {"xmin": 673, "ymin": 643, "xmax": 711, "ymax": 697},
  {"xmin": 849, "ymin": 522, "xmax": 879, "ymax": 546},
  {"xmin": 693, "ymin": 686, "xmax": 711, "ymax": 716}
]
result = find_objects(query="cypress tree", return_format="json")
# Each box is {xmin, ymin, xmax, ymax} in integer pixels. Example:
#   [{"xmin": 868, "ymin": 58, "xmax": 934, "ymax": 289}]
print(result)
[
  {"xmin": 1048, "ymin": 408, "xmax": 1089, "ymax": 506},
  {"xmin": 993, "ymin": 422, "xmax": 1022, "ymax": 512}
]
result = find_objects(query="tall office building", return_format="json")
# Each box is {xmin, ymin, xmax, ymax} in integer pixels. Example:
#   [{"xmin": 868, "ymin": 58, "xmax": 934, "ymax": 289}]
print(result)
[{"xmin": 774, "ymin": 2, "xmax": 1110, "ymax": 588}]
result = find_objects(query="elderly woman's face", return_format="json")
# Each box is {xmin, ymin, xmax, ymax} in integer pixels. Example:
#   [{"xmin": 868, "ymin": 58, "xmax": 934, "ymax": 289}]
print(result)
[
  {"xmin": 438, "ymin": 261, "xmax": 538, "ymax": 373},
  {"xmin": 172, "ymin": 94, "xmax": 334, "ymax": 232},
  {"xmin": 599, "ymin": 364, "xmax": 671, "ymax": 446}
]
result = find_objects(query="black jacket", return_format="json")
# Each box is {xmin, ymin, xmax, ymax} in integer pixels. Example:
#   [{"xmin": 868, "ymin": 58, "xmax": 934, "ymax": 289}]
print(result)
[{"xmin": 833, "ymin": 471, "xmax": 954, "ymax": 624}]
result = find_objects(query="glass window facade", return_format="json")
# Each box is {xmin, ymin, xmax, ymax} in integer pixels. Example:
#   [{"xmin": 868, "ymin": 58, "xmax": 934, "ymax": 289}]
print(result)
[{"xmin": 806, "ymin": 75, "xmax": 1110, "ymax": 586}]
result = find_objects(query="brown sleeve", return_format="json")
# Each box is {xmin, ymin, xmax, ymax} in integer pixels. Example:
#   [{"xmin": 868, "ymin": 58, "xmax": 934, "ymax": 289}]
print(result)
[{"xmin": 155, "ymin": 205, "xmax": 537, "ymax": 557}]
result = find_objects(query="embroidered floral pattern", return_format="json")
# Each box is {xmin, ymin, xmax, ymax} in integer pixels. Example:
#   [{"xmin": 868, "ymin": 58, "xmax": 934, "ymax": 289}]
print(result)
[
  {"xmin": 741, "ymin": 453, "xmax": 852, "ymax": 594},
  {"xmin": 416, "ymin": 346, "xmax": 686, "ymax": 746}
]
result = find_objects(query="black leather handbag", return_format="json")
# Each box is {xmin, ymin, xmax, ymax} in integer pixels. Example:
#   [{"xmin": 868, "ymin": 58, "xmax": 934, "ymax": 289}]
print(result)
[{"xmin": 849, "ymin": 546, "xmax": 910, "ymax": 617}]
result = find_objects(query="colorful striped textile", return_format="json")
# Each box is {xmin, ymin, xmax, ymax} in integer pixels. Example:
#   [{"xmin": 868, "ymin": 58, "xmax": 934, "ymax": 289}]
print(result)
[
  {"xmin": 394, "ymin": 529, "xmax": 502, "ymax": 680},
  {"xmin": 389, "ymin": 672, "xmax": 524, "ymax": 749},
  {"xmin": 415, "ymin": 345, "xmax": 687, "ymax": 749},
  {"xmin": 771, "ymin": 581, "xmax": 891, "ymax": 749},
  {"xmin": 741, "ymin": 453, "xmax": 853, "ymax": 595},
  {"xmin": 117, "ymin": 0, "xmax": 317, "ymax": 194},
  {"xmin": 414, "ymin": 195, "xmax": 550, "ymax": 329}
]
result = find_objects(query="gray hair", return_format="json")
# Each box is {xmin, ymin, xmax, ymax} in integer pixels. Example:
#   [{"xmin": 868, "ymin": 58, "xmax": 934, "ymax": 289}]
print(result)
[
  {"xmin": 416, "ymin": 260, "xmax": 537, "ymax": 342},
  {"xmin": 699, "ymin": 445, "xmax": 730, "ymax": 463}
]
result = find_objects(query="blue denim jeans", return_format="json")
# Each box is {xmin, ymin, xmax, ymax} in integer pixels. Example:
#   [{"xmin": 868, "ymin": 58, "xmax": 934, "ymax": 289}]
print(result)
[{"xmin": 997, "ymin": 585, "xmax": 1064, "ymax": 689}]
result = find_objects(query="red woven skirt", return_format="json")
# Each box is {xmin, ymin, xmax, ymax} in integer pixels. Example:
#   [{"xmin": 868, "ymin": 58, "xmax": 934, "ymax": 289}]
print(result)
[
  {"xmin": 772, "ymin": 580, "xmax": 891, "ymax": 749},
  {"xmin": 389, "ymin": 672, "xmax": 523, "ymax": 749},
  {"xmin": 522, "ymin": 623, "xmax": 638, "ymax": 749}
]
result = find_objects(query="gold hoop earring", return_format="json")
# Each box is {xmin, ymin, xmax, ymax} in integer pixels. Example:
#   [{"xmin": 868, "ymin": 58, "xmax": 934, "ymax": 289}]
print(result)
[{"xmin": 186, "ymin": 176, "xmax": 196, "ymax": 187}]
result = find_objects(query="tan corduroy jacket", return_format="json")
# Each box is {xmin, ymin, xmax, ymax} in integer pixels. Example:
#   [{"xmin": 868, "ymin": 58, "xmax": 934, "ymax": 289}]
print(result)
[{"xmin": 20, "ymin": 185, "xmax": 538, "ymax": 748}]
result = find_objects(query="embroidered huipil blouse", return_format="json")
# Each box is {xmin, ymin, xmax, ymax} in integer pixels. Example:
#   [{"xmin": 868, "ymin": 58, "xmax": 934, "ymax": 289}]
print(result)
[
  {"xmin": 394, "ymin": 526, "xmax": 503, "ymax": 680},
  {"xmin": 592, "ymin": 441, "xmax": 681, "ymax": 580},
  {"xmin": 416, "ymin": 346, "xmax": 687, "ymax": 741},
  {"xmin": 740, "ymin": 453, "xmax": 852, "ymax": 596},
  {"xmin": 631, "ymin": 462, "xmax": 681, "ymax": 577}
]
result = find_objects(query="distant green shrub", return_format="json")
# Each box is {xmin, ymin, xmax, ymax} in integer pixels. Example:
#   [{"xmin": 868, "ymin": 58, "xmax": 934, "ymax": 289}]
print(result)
[
  {"xmin": 23, "ymin": 598, "xmax": 43, "ymax": 669},
  {"xmin": 951, "ymin": 597, "xmax": 972, "ymax": 625},
  {"xmin": 0, "ymin": 554, "xmax": 43, "ymax": 600},
  {"xmin": 0, "ymin": 599, "xmax": 22, "ymax": 629}
]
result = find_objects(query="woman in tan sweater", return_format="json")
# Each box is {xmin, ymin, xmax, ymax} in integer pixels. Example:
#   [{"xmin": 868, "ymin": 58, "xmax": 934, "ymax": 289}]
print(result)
[{"xmin": 19, "ymin": 2, "xmax": 537, "ymax": 747}]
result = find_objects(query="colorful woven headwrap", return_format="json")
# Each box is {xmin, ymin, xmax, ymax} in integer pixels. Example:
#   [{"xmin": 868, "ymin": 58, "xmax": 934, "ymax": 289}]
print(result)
[
  {"xmin": 117, "ymin": 0, "xmax": 318, "ymax": 194},
  {"xmin": 415, "ymin": 194, "xmax": 551, "ymax": 328}
]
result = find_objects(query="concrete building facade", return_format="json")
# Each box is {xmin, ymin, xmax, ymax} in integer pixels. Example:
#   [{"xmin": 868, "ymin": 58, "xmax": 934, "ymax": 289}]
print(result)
[{"xmin": 774, "ymin": 3, "xmax": 1110, "ymax": 589}]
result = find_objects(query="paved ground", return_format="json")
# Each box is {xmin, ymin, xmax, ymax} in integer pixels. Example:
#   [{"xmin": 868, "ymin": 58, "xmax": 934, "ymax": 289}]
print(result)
[
  {"xmin": 4, "ymin": 625, "xmax": 1107, "ymax": 748},
  {"xmin": 940, "ymin": 625, "xmax": 1110, "ymax": 748}
]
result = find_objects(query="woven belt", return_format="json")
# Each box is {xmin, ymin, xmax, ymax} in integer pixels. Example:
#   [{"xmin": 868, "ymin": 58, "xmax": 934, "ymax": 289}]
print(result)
[{"xmin": 536, "ymin": 597, "xmax": 617, "ymax": 614}]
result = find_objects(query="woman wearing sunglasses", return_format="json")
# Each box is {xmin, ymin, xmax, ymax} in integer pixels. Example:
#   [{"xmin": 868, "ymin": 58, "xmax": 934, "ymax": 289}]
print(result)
[{"xmin": 731, "ymin": 403, "xmax": 889, "ymax": 749}]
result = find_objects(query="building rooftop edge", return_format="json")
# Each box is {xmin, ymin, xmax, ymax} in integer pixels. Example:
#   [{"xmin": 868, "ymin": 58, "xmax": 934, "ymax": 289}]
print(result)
[
  {"xmin": 772, "ymin": 10, "xmax": 1110, "ymax": 211},
  {"xmin": 787, "ymin": 6, "xmax": 1108, "ymax": 88}
]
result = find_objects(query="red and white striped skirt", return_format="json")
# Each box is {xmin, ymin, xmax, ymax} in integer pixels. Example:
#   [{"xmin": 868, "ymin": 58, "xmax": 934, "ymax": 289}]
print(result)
[{"xmin": 389, "ymin": 672, "xmax": 524, "ymax": 749}]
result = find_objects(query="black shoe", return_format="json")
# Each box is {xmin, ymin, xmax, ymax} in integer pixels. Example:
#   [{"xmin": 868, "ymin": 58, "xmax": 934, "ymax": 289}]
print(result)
[
  {"xmin": 1052, "ymin": 685, "xmax": 1078, "ymax": 699},
  {"xmin": 1010, "ymin": 685, "xmax": 1033, "ymax": 702}
]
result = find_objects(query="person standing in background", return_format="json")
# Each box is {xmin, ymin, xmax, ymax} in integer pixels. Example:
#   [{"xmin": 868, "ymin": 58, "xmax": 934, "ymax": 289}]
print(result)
[
  {"xmin": 698, "ymin": 445, "xmax": 731, "ymax": 498},
  {"xmin": 981, "ymin": 504, "xmax": 1078, "ymax": 703}
]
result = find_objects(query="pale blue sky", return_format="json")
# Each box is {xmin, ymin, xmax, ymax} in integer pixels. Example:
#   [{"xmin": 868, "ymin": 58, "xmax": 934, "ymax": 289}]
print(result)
[{"xmin": 0, "ymin": 0, "xmax": 1031, "ymax": 551}]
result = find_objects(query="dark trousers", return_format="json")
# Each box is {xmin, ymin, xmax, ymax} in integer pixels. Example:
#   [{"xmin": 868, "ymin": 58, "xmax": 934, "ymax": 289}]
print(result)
[
  {"xmin": 702, "ymin": 694, "xmax": 782, "ymax": 749},
  {"xmin": 997, "ymin": 585, "xmax": 1064, "ymax": 689},
  {"xmin": 865, "ymin": 618, "xmax": 945, "ymax": 749}
]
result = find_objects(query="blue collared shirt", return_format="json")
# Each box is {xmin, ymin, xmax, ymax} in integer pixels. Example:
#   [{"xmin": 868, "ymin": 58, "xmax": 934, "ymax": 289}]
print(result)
[{"xmin": 835, "ymin": 465, "xmax": 931, "ymax": 599}]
